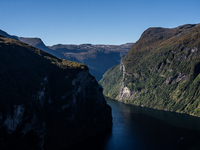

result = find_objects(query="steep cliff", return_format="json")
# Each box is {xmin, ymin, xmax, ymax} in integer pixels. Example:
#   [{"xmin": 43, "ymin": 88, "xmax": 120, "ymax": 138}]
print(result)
[
  {"xmin": 0, "ymin": 35, "xmax": 112, "ymax": 150},
  {"xmin": 100, "ymin": 23, "xmax": 200, "ymax": 117}
]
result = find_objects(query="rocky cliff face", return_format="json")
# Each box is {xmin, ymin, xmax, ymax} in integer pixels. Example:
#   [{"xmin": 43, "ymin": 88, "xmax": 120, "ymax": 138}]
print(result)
[
  {"xmin": 119, "ymin": 63, "xmax": 131, "ymax": 101},
  {"xmin": 0, "ymin": 35, "xmax": 112, "ymax": 150},
  {"xmin": 100, "ymin": 23, "xmax": 200, "ymax": 117}
]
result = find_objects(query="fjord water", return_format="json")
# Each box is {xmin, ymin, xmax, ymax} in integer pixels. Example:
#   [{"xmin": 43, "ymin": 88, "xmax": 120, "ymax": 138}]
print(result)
[{"xmin": 69, "ymin": 98, "xmax": 200, "ymax": 150}]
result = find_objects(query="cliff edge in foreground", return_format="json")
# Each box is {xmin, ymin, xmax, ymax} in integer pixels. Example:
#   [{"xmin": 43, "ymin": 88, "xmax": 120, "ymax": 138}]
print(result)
[{"xmin": 0, "ymin": 35, "xmax": 112, "ymax": 150}]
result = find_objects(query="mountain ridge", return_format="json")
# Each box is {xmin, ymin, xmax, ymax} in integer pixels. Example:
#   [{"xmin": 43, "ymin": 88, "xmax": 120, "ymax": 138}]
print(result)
[
  {"xmin": 100, "ymin": 23, "xmax": 200, "ymax": 117},
  {"xmin": 0, "ymin": 29, "xmax": 19, "ymax": 41},
  {"xmin": 0, "ymin": 29, "xmax": 134, "ymax": 81}
]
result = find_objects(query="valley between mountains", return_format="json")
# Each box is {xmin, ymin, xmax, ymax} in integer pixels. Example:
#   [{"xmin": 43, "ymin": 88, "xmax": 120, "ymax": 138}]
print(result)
[
  {"xmin": 0, "ymin": 29, "xmax": 134, "ymax": 81},
  {"xmin": 1, "ymin": 24, "xmax": 200, "ymax": 117},
  {"xmin": 0, "ymin": 23, "xmax": 200, "ymax": 149}
]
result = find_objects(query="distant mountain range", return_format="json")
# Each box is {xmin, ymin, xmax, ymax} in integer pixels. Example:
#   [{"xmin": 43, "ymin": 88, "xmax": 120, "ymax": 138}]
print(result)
[
  {"xmin": 0, "ymin": 29, "xmax": 134, "ymax": 81},
  {"xmin": 48, "ymin": 43, "xmax": 134, "ymax": 81},
  {"xmin": 100, "ymin": 23, "xmax": 200, "ymax": 117}
]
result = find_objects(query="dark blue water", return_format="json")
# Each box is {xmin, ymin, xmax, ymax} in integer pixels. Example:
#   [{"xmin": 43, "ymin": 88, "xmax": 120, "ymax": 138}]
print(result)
[{"xmin": 69, "ymin": 98, "xmax": 200, "ymax": 150}]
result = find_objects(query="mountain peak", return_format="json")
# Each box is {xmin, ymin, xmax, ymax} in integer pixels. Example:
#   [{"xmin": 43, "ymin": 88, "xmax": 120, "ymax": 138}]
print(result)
[
  {"xmin": 18, "ymin": 37, "xmax": 46, "ymax": 47},
  {"xmin": 100, "ymin": 23, "xmax": 200, "ymax": 117}
]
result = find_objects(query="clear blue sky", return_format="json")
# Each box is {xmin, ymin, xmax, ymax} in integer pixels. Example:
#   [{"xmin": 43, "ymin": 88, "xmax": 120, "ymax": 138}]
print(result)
[{"xmin": 1, "ymin": 0, "xmax": 200, "ymax": 46}]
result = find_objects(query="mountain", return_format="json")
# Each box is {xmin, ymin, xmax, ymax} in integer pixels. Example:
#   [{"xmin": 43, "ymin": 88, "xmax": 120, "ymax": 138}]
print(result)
[
  {"xmin": 99, "ymin": 23, "xmax": 200, "ymax": 117},
  {"xmin": 0, "ymin": 35, "xmax": 112, "ymax": 149},
  {"xmin": 0, "ymin": 29, "xmax": 133, "ymax": 81},
  {"xmin": 18, "ymin": 37, "xmax": 48, "ymax": 51},
  {"xmin": 48, "ymin": 43, "xmax": 134, "ymax": 81},
  {"xmin": 18, "ymin": 37, "xmax": 67, "ymax": 59}
]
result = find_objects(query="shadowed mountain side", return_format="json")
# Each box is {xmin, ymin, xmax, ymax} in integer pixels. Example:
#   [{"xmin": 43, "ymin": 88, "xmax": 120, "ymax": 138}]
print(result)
[{"xmin": 0, "ymin": 35, "xmax": 112, "ymax": 150}]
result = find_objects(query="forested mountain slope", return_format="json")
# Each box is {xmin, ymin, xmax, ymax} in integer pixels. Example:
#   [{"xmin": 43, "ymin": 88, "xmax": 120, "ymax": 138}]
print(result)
[{"xmin": 100, "ymin": 23, "xmax": 200, "ymax": 117}]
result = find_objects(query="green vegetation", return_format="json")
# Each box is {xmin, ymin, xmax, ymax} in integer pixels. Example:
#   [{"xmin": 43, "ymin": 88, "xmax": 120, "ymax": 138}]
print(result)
[
  {"xmin": 100, "ymin": 24, "xmax": 200, "ymax": 117},
  {"xmin": 99, "ymin": 64, "xmax": 123, "ymax": 99},
  {"xmin": 0, "ymin": 35, "xmax": 87, "ymax": 106}
]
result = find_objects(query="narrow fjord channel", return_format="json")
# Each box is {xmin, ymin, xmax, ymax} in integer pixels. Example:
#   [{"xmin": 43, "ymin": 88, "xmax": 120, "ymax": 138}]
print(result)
[{"xmin": 69, "ymin": 97, "xmax": 200, "ymax": 150}]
